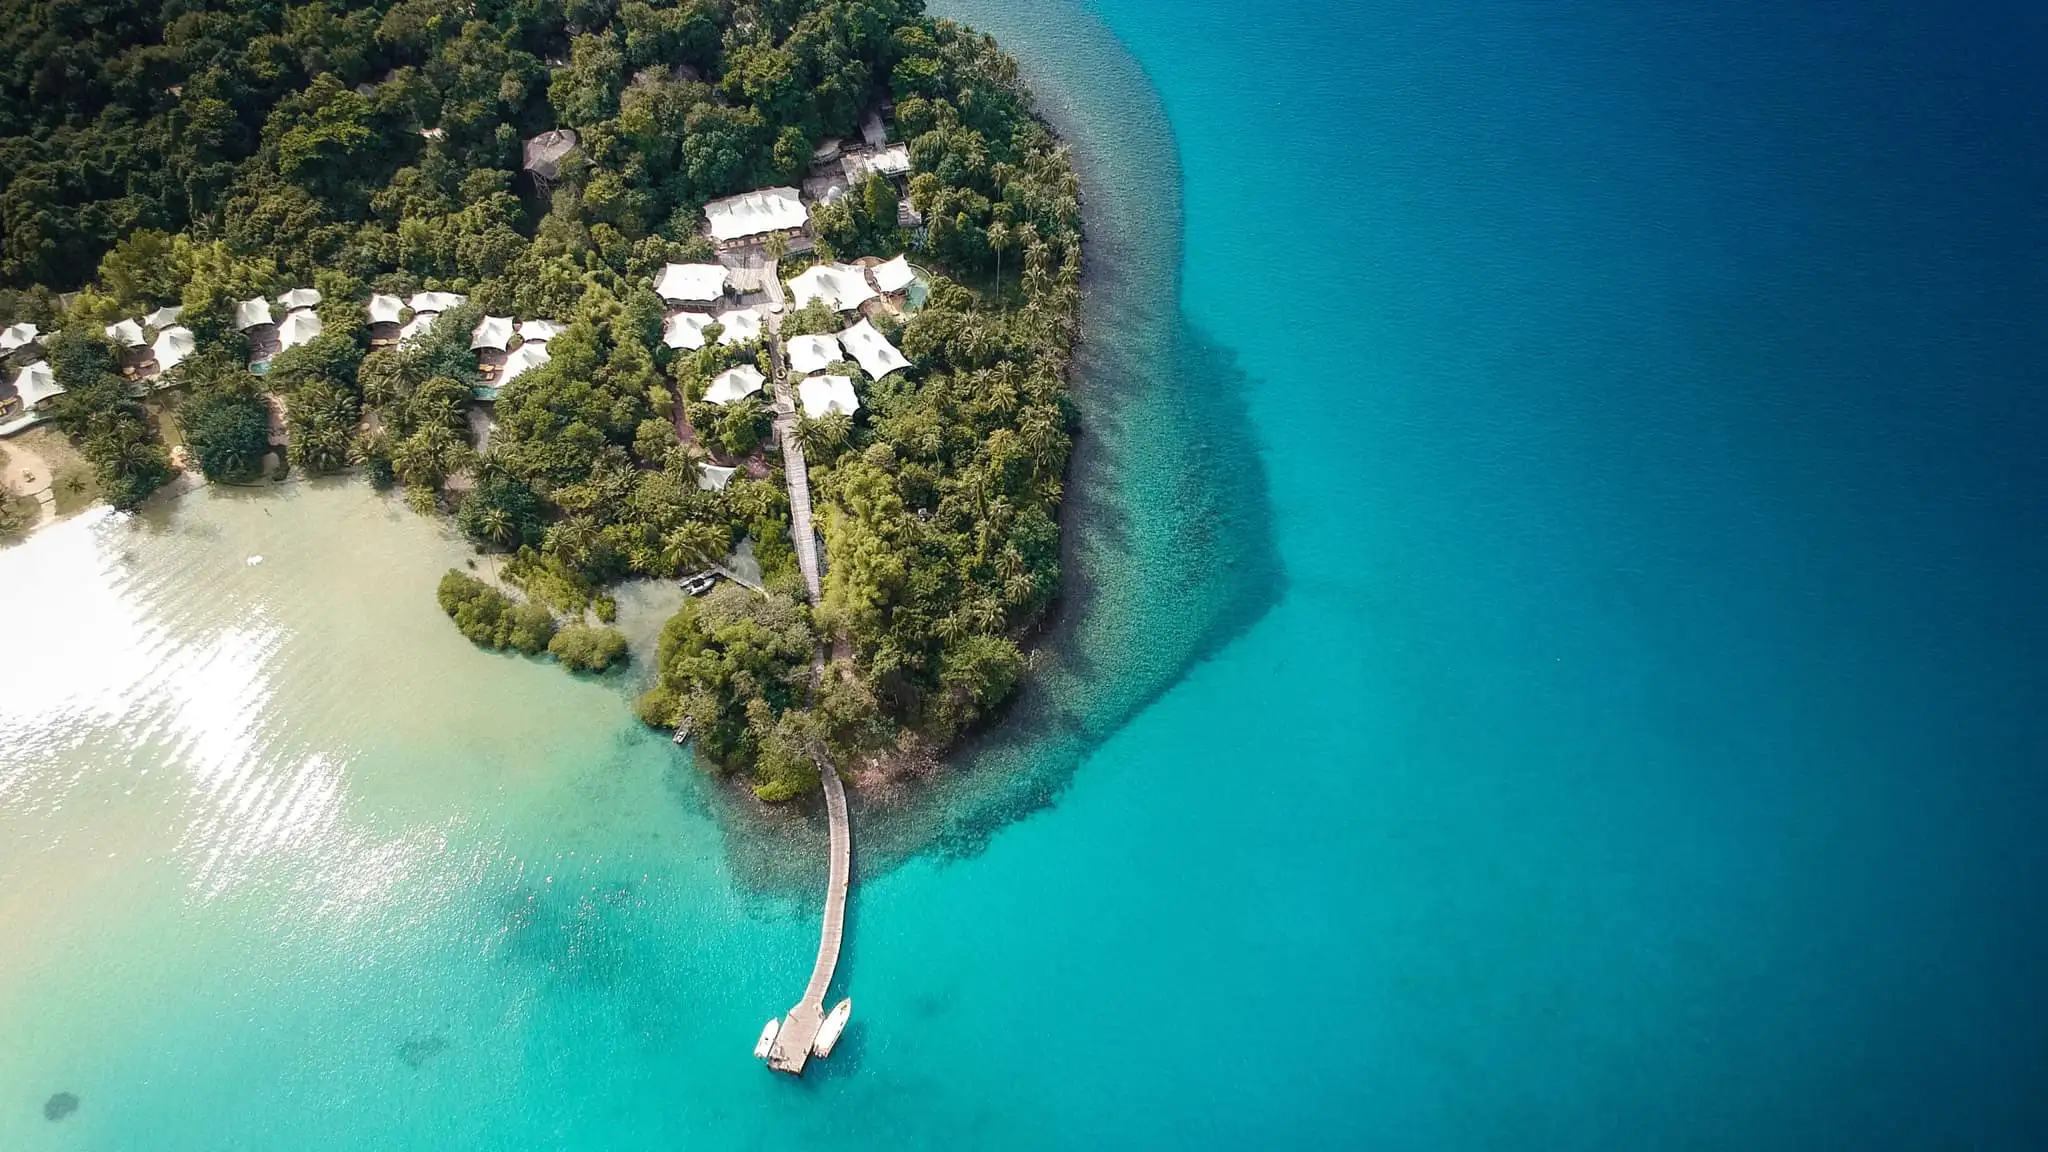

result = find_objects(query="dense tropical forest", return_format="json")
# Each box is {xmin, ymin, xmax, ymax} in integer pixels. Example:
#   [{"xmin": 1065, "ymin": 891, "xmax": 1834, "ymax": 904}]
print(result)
[{"xmin": 0, "ymin": 0, "xmax": 1081, "ymax": 800}]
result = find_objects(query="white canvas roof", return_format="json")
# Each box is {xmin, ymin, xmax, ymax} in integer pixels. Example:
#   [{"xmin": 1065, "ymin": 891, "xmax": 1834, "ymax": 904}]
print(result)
[
  {"xmin": 14, "ymin": 361, "xmax": 60, "ymax": 408},
  {"xmin": 842, "ymin": 143, "xmax": 911, "ymax": 181},
  {"xmin": 0, "ymin": 322, "xmax": 39, "ymax": 352},
  {"xmin": 408, "ymin": 291, "xmax": 468, "ymax": 314},
  {"xmin": 703, "ymin": 187, "xmax": 806, "ymax": 242},
  {"xmin": 498, "ymin": 341, "xmax": 551, "ymax": 386},
  {"xmin": 787, "ymin": 263, "xmax": 877, "ymax": 312},
  {"xmin": 715, "ymin": 309, "xmax": 762, "ymax": 345},
  {"xmin": 797, "ymin": 374, "xmax": 859, "ymax": 419},
  {"xmin": 278, "ymin": 287, "xmax": 322, "ymax": 311},
  {"xmin": 517, "ymin": 319, "xmax": 564, "ymax": 343},
  {"xmin": 151, "ymin": 326, "xmax": 197, "ymax": 372},
  {"xmin": 705, "ymin": 365, "xmax": 764, "ymax": 406},
  {"xmin": 654, "ymin": 263, "xmax": 729, "ymax": 303},
  {"xmin": 870, "ymin": 255, "xmax": 916, "ymax": 294},
  {"xmin": 399, "ymin": 313, "xmax": 437, "ymax": 345},
  {"xmin": 277, "ymin": 310, "xmax": 324, "ymax": 351},
  {"xmin": 104, "ymin": 318, "xmax": 147, "ymax": 347},
  {"xmin": 233, "ymin": 297, "xmax": 272, "ymax": 331},
  {"xmin": 143, "ymin": 305, "xmax": 183, "ymax": 329},
  {"xmin": 697, "ymin": 464, "xmax": 737, "ymax": 491},
  {"xmin": 367, "ymin": 294, "xmax": 406, "ymax": 324},
  {"xmin": 837, "ymin": 318, "xmax": 910, "ymax": 380},
  {"xmin": 662, "ymin": 312, "xmax": 715, "ymax": 351},
  {"xmin": 470, "ymin": 315, "xmax": 514, "ymax": 351},
  {"xmin": 785, "ymin": 333, "xmax": 841, "ymax": 374}
]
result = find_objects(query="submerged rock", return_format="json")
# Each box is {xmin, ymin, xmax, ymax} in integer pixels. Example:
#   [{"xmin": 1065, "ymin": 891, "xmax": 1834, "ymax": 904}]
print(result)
[
  {"xmin": 397, "ymin": 1033, "xmax": 448, "ymax": 1069},
  {"xmin": 44, "ymin": 1091, "xmax": 79, "ymax": 1121}
]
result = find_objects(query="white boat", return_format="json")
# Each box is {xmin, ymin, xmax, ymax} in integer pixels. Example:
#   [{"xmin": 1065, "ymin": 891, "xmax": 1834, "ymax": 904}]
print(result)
[
  {"xmin": 811, "ymin": 998, "xmax": 852, "ymax": 1058},
  {"xmin": 753, "ymin": 1018, "xmax": 781, "ymax": 1060}
]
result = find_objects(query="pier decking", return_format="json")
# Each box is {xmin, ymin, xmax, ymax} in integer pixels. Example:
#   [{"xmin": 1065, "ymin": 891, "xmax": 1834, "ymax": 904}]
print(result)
[{"xmin": 757, "ymin": 255, "xmax": 851, "ymax": 1074}]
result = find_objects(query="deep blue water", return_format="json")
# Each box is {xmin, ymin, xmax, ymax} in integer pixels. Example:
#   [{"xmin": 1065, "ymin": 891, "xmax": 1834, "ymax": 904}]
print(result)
[{"xmin": 6, "ymin": 1, "xmax": 2047, "ymax": 1147}]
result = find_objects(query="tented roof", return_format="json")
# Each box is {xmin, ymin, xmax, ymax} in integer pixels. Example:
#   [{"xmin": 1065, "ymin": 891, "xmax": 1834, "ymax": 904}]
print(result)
[
  {"xmin": 838, "ymin": 318, "xmax": 910, "ymax": 380},
  {"xmin": 142, "ymin": 305, "xmax": 183, "ymax": 329},
  {"xmin": 367, "ymin": 294, "xmax": 405, "ymax": 324},
  {"xmin": 703, "ymin": 187, "xmax": 806, "ymax": 242},
  {"xmin": 522, "ymin": 129, "xmax": 579, "ymax": 180},
  {"xmin": 151, "ymin": 326, "xmax": 196, "ymax": 372},
  {"xmin": 870, "ymin": 255, "xmax": 916, "ymax": 294},
  {"xmin": 399, "ymin": 314, "xmax": 437, "ymax": 345},
  {"xmin": 842, "ymin": 143, "xmax": 911, "ymax": 182},
  {"xmin": 785, "ymin": 333, "xmax": 841, "ymax": 374},
  {"xmin": 105, "ymin": 318, "xmax": 148, "ymax": 347},
  {"xmin": 654, "ymin": 263, "xmax": 729, "ymax": 303},
  {"xmin": 787, "ymin": 263, "xmax": 877, "ymax": 312},
  {"xmin": 518, "ymin": 319, "xmax": 564, "ymax": 343},
  {"xmin": 797, "ymin": 373, "xmax": 860, "ymax": 419},
  {"xmin": 715, "ymin": 309, "xmax": 763, "ymax": 345},
  {"xmin": 233, "ymin": 297, "xmax": 272, "ymax": 331},
  {"xmin": 662, "ymin": 312, "xmax": 715, "ymax": 351},
  {"xmin": 14, "ymin": 361, "xmax": 60, "ymax": 408},
  {"xmin": 705, "ymin": 365, "xmax": 765, "ymax": 406},
  {"xmin": 277, "ymin": 310, "xmax": 324, "ymax": 351},
  {"xmin": 498, "ymin": 341, "xmax": 552, "ymax": 386},
  {"xmin": 408, "ymin": 291, "xmax": 467, "ymax": 314},
  {"xmin": 0, "ymin": 322, "xmax": 40, "ymax": 352},
  {"xmin": 471, "ymin": 315, "xmax": 514, "ymax": 351},
  {"xmin": 697, "ymin": 464, "xmax": 738, "ymax": 492},
  {"xmin": 278, "ymin": 287, "xmax": 322, "ymax": 311}
]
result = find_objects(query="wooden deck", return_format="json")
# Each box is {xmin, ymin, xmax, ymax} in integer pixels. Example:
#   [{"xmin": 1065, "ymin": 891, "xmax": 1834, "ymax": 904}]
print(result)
[{"xmin": 758, "ymin": 254, "xmax": 852, "ymax": 1074}]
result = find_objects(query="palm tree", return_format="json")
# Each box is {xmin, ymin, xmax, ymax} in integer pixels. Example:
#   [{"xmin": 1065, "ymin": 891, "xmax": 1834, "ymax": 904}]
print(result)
[
  {"xmin": 474, "ymin": 505, "xmax": 516, "ymax": 550},
  {"xmin": 987, "ymin": 220, "xmax": 1011, "ymax": 286}
]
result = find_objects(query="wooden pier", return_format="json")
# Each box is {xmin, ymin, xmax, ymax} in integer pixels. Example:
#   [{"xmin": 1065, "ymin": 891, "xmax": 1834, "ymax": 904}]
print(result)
[{"xmin": 758, "ymin": 253, "xmax": 851, "ymax": 1074}]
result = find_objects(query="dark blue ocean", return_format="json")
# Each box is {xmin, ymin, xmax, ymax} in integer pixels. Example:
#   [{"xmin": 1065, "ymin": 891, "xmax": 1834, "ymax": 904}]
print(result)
[{"xmin": 3, "ymin": 1, "xmax": 2045, "ymax": 1147}]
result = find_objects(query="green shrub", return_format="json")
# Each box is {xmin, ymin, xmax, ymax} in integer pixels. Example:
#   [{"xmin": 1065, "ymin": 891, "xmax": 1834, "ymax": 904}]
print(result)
[{"xmin": 549, "ymin": 624, "xmax": 628, "ymax": 672}]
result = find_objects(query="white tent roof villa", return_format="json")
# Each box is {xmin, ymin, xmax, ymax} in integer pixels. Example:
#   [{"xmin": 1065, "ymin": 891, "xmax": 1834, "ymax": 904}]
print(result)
[
  {"xmin": 715, "ymin": 308, "xmax": 763, "ymax": 345},
  {"xmin": 518, "ymin": 319, "xmax": 565, "ymax": 343},
  {"xmin": 705, "ymin": 365, "xmax": 764, "ymax": 405},
  {"xmin": 151, "ymin": 326, "xmax": 197, "ymax": 372},
  {"xmin": 232, "ymin": 297, "xmax": 273, "ymax": 331},
  {"xmin": 787, "ymin": 263, "xmax": 877, "ymax": 312},
  {"xmin": 367, "ymin": 294, "xmax": 406, "ymax": 324},
  {"xmin": 697, "ymin": 464, "xmax": 737, "ymax": 491},
  {"xmin": 784, "ymin": 333, "xmax": 841, "ymax": 374},
  {"xmin": 0, "ymin": 322, "xmax": 40, "ymax": 352},
  {"xmin": 277, "ymin": 310, "xmax": 324, "ymax": 351},
  {"xmin": 143, "ymin": 304, "xmax": 183, "ymax": 329},
  {"xmin": 837, "ymin": 318, "xmax": 909, "ymax": 380},
  {"xmin": 498, "ymin": 341, "xmax": 552, "ymax": 386},
  {"xmin": 399, "ymin": 313, "xmax": 437, "ymax": 344},
  {"xmin": 278, "ymin": 287, "xmax": 322, "ymax": 311},
  {"xmin": 703, "ymin": 187, "xmax": 806, "ymax": 243},
  {"xmin": 870, "ymin": 255, "xmax": 916, "ymax": 294},
  {"xmin": 654, "ymin": 263, "xmax": 730, "ymax": 303},
  {"xmin": 408, "ymin": 291, "xmax": 468, "ymax": 314},
  {"xmin": 662, "ymin": 312, "xmax": 715, "ymax": 351},
  {"xmin": 471, "ymin": 315, "xmax": 515, "ymax": 351},
  {"xmin": 797, "ymin": 373, "xmax": 859, "ymax": 419},
  {"xmin": 14, "ymin": 361, "xmax": 60, "ymax": 408},
  {"xmin": 104, "ymin": 318, "xmax": 148, "ymax": 347}
]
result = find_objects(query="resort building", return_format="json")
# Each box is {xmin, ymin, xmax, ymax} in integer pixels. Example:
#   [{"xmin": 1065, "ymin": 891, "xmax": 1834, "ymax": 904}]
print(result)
[
  {"xmin": 408, "ymin": 291, "xmax": 467, "ymax": 314},
  {"xmin": 0, "ymin": 322, "xmax": 40, "ymax": 353},
  {"xmin": 13, "ymin": 361, "xmax": 61, "ymax": 410},
  {"xmin": 698, "ymin": 464, "xmax": 738, "ymax": 491},
  {"xmin": 151, "ymin": 326, "xmax": 196, "ymax": 372},
  {"xmin": 837, "ymin": 318, "xmax": 909, "ymax": 380},
  {"xmin": 663, "ymin": 312, "xmax": 716, "ymax": 351},
  {"xmin": 143, "ymin": 304, "xmax": 182, "ymax": 329},
  {"xmin": 841, "ymin": 143, "xmax": 910, "ymax": 183},
  {"xmin": 232, "ymin": 297, "xmax": 273, "ymax": 331},
  {"xmin": 705, "ymin": 365, "xmax": 765, "ymax": 405},
  {"xmin": 715, "ymin": 309, "xmax": 764, "ymax": 345},
  {"xmin": 367, "ymin": 294, "xmax": 407, "ymax": 324},
  {"xmin": 704, "ymin": 187, "xmax": 807, "ymax": 244},
  {"xmin": 785, "ymin": 333, "xmax": 841, "ymax": 374},
  {"xmin": 497, "ymin": 341, "xmax": 551, "ymax": 386},
  {"xmin": 517, "ymin": 319, "xmax": 565, "ymax": 343},
  {"xmin": 655, "ymin": 263, "xmax": 730, "ymax": 304},
  {"xmin": 277, "ymin": 310, "xmax": 323, "ymax": 352},
  {"xmin": 470, "ymin": 315, "xmax": 515, "ymax": 352},
  {"xmin": 104, "ymin": 318, "xmax": 147, "ymax": 348},
  {"xmin": 787, "ymin": 263, "xmax": 877, "ymax": 312},
  {"xmin": 278, "ymin": 288, "xmax": 321, "ymax": 311},
  {"xmin": 870, "ymin": 255, "xmax": 916, "ymax": 295},
  {"xmin": 797, "ymin": 374, "xmax": 860, "ymax": 419}
]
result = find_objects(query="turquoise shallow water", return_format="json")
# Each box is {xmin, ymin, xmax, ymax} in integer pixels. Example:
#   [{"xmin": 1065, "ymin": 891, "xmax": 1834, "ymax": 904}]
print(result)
[{"xmin": 7, "ymin": 1, "xmax": 2048, "ymax": 1147}]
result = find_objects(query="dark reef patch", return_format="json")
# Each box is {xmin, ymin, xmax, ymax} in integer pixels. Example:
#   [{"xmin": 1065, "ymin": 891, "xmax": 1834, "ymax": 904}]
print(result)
[{"xmin": 44, "ymin": 1091, "xmax": 79, "ymax": 1121}]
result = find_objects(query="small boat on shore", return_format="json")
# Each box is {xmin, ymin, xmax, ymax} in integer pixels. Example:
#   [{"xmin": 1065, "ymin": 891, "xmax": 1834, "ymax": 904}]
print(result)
[
  {"xmin": 753, "ymin": 1018, "xmax": 781, "ymax": 1060},
  {"xmin": 811, "ymin": 998, "xmax": 852, "ymax": 1058}
]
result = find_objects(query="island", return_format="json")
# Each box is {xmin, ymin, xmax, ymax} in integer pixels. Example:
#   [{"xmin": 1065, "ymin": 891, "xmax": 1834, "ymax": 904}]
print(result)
[{"xmin": 0, "ymin": 0, "xmax": 1081, "ymax": 803}]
